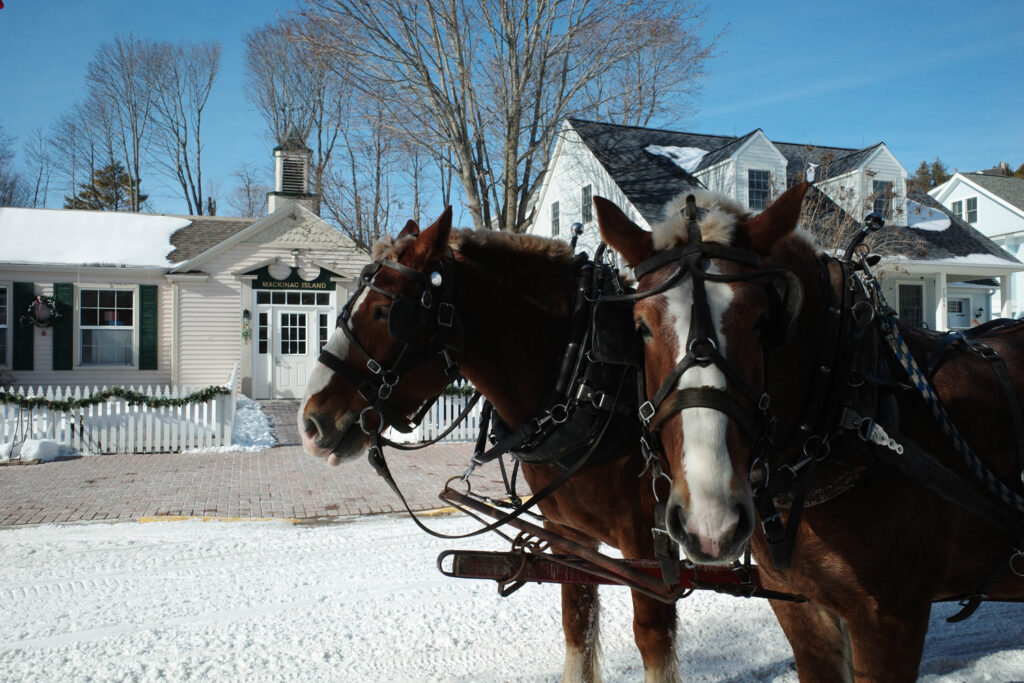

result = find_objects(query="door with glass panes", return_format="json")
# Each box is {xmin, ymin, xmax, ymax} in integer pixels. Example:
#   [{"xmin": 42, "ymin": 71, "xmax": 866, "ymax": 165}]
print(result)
[{"xmin": 252, "ymin": 289, "xmax": 334, "ymax": 398}]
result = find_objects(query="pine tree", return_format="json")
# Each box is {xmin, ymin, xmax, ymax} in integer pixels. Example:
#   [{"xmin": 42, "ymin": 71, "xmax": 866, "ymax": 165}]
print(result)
[{"xmin": 64, "ymin": 161, "xmax": 147, "ymax": 211}]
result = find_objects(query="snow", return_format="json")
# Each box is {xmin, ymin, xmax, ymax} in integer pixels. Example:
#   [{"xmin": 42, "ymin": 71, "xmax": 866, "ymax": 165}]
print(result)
[
  {"xmin": 0, "ymin": 207, "xmax": 190, "ymax": 267},
  {"xmin": 907, "ymin": 199, "xmax": 952, "ymax": 232},
  {"xmin": 183, "ymin": 395, "xmax": 277, "ymax": 454},
  {"xmin": 645, "ymin": 145, "xmax": 709, "ymax": 173},
  {"xmin": 0, "ymin": 515, "xmax": 1021, "ymax": 681}
]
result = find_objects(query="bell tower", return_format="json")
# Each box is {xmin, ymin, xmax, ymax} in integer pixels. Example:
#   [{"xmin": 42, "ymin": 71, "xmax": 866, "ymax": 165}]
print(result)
[{"xmin": 267, "ymin": 124, "xmax": 318, "ymax": 215}]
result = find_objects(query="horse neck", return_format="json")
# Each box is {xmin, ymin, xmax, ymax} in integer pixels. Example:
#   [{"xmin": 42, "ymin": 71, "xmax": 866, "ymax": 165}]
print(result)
[{"xmin": 450, "ymin": 248, "xmax": 574, "ymax": 428}]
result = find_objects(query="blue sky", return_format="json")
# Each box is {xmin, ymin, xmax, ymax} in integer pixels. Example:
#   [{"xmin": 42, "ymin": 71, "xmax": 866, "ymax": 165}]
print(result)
[{"xmin": 1, "ymin": 0, "xmax": 1021, "ymax": 215}]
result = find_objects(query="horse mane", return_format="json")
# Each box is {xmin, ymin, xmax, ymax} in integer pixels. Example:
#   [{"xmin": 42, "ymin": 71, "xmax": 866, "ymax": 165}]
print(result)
[{"xmin": 370, "ymin": 227, "xmax": 575, "ymax": 316}]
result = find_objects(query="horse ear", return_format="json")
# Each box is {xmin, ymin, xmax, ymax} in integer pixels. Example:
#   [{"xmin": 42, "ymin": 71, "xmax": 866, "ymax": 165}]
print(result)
[
  {"xmin": 745, "ymin": 182, "xmax": 810, "ymax": 254},
  {"xmin": 411, "ymin": 206, "xmax": 453, "ymax": 263},
  {"xmin": 594, "ymin": 196, "xmax": 653, "ymax": 268},
  {"xmin": 398, "ymin": 219, "xmax": 419, "ymax": 239}
]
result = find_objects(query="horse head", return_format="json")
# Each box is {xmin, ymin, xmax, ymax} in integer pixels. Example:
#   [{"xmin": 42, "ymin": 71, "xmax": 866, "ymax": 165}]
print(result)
[
  {"xmin": 597, "ymin": 183, "xmax": 809, "ymax": 564},
  {"xmin": 300, "ymin": 207, "xmax": 457, "ymax": 465}
]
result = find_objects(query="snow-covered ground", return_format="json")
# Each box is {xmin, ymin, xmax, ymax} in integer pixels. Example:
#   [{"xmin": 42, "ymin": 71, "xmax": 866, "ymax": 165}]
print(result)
[{"xmin": 1, "ymin": 515, "xmax": 1022, "ymax": 682}]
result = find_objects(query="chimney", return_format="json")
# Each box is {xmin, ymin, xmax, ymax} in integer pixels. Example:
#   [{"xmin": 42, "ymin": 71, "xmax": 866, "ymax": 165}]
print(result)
[{"xmin": 267, "ymin": 124, "xmax": 318, "ymax": 215}]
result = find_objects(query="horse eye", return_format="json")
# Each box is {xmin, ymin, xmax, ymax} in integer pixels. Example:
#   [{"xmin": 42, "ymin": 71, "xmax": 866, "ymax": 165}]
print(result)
[
  {"xmin": 373, "ymin": 305, "xmax": 390, "ymax": 321},
  {"xmin": 636, "ymin": 319, "xmax": 654, "ymax": 340}
]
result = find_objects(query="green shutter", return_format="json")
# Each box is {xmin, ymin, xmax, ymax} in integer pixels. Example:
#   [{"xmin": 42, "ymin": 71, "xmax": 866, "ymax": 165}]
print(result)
[
  {"xmin": 139, "ymin": 284, "xmax": 158, "ymax": 370},
  {"xmin": 52, "ymin": 283, "xmax": 74, "ymax": 370},
  {"xmin": 12, "ymin": 282, "xmax": 34, "ymax": 371}
]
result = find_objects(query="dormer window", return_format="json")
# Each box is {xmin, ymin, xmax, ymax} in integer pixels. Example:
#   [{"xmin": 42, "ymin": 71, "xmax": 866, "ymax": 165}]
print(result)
[
  {"xmin": 951, "ymin": 200, "xmax": 963, "ymax": 219},
  {"xmin": 748, "ymin": 170, "xmax": 770, "ymax": 210},
  {"xmin": 872, "ymin": 180, "xmax": 893, "ymax": 216},
  {"xmin": 966, "ymin": 197, "xmax": 978, "ymax": 223}
]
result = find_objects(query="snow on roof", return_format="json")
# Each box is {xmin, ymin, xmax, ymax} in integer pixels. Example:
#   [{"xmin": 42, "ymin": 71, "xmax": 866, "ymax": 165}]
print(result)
[
  {"xmin": 644, "ymin": 145, "xmax": 708, "ymax": 173},
  {"xmin": 0, "ymin": 207, "xmax": 190, "ymax": 268},
  {"xmin": 906, "ymin": 199, "xmax": 951, "ymax": 232}
]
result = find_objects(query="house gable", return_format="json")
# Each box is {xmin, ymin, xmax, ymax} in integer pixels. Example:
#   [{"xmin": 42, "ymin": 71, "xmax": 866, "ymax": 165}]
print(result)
[{"xmin": 930, "ymin": 173, "xmax": 1024, "ymax": 238}]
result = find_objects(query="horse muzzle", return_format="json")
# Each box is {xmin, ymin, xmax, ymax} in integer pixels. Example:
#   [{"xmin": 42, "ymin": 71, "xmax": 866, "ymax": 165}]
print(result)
[
  {"xmin": 664, "ymin": 491, "xmax": 753, "ymax": 565},
  {"xmin": 300, "ymin": 410, "xmax": 366, "ymax": 465}
]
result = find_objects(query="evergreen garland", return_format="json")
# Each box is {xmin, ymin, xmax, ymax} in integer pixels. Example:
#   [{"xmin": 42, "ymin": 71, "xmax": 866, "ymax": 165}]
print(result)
[
  {"xmin": 0, "ymin": 384, "xmax": 231, "ymax": 411},
  {"xmin": 21, "ymin": 295, "xmax": 62, "ymax": 328}
]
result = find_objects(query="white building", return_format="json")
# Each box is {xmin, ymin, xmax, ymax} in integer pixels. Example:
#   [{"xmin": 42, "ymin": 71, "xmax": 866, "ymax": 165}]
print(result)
[
  {"xmin": 0, "ymin": 130, "xmax": 369, "ymax": 398},
  {"xmin": 530, "ymin": 119, "xmax": 1023, "ymax": 331},
  {"xmin": 930, "ymin": 170, "xmax": 1024, "ymax": 316}
]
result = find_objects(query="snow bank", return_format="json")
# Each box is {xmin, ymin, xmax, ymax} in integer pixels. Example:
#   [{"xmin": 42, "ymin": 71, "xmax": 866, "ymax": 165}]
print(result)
[
  {"xmin": 0, "ymin": 439, "xmax": 74, "ymax": 463},
  {"xmin": 183, "ymin": 395, "xmax": 276, "ymax": 454},
  {"xmin": 0, "ymin": 516, "xmax": 1021, "ymax": 681},
  {"xmin": 645, "ymin": 145, "xmax": 708, "ymax": 173}
]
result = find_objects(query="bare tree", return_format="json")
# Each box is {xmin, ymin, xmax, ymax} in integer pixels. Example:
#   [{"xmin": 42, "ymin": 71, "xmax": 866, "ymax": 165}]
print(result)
[
  {"xmin": 227, "ymin": 163, "xmax": 270, "ymax": 218},
  {"xmin": 48, "ymin": 105, "xmax": 107, "ymax": 207},
  {"xmin": 244, "ymin": 17, "xmax": 348, "ymax": 212},
  {"xmin": 85, "ymin": 34, "xmax": 159, "ymax": 212},
  {"xmin": 0, "ymin": 124, "xmax": 29, "ymax": 207},
  {"xmin": 302, "ymin": 0, "xmax": 717, "ymax": 233},
  {"xmin": 22, "ymin": 127, "xmax": 52, "ymax": 208},
  {"xmin": 150, "ymin": 40, "xmax": 222, "ymax": 215}
]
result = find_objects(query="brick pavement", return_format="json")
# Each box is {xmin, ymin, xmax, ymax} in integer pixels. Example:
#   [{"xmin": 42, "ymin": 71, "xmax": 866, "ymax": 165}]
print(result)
[{"xmin": 0, "ymin": 401, "xmax": 506, "ymax": 527}]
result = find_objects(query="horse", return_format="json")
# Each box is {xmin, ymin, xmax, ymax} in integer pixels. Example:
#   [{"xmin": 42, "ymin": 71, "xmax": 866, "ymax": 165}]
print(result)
[
  {"xmin": 594, "ymin": 182, "xmax": 1024, "ymax": 681},
  {"xmin": 299, "ymin": 208, "xmax": 680, "ymax": 682}
]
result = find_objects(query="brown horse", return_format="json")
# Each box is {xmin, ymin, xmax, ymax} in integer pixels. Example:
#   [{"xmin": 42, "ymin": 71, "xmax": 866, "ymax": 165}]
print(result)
[
  {"xmin": 299, "ymin": 209, "xmax": 679, "ymax": 682},
  {"xmin": 596, "ymin": 183, "xmax": 1024, "ymax": 681}
]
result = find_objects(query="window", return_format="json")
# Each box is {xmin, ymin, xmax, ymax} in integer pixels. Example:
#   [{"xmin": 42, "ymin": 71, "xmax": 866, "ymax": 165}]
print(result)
[
  {"xmin": 748, "ymin": 170, "xmax": 771, "ymax": 210},
  {"xmin": 280, "ymin": 312, "xmax": 307, "ymax": 355},
  {"xmin": 948, "ymin": 300, "xmax": 963, "ymax": 314},
  {"xmin": 966, "ymin": 197, "xmax": 978, "ymax": 223},
  {"xmin": 581, "ymin": 185, "xmax": 593, "ymax": 223},
  {"xmin": 258, "ymin": 312, "xmax": 269, "ymax": 354},
  {"xmin": 0, "ymin": 286, "xmax": 7, "ymax": 367},
  {"xmin": 319, "ymin": 313, "xmax": 329, "ymax": 352},
  {"xmin": 80, "ymin": 289, "xmax": 134, "ymax": 365},
  {"xmin": 951, "ymin": 200, "xmax": 963, "ymax": 219},
  {"xmin": 872, "ymin": 180, "xmax": 892, "ymax": 216},
  {"xmin": 897, "ymin": 284, "xmax": 924, "ymax": 328},
  {"xmin": 256, "ymin": 290, "xmax": 330, "ymax": 306},
  {"xmin": 551, "ymin": 201, "xmax": 560, "ymax": 236}
]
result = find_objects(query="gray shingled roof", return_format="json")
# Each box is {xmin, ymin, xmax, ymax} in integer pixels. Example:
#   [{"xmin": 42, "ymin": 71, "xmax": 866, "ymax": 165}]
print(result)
[
  {"xmin": 167, "ymin": 216, "xmax": 259, "ymax": 263},
  {"xmin": 962, "ymin": 172, "xmax": 1024, "ymax": 213},
  {"xmin": 694, "ymin": 129, "xmax": 760, "ymax": 172},
  {"xmin": 567, "ymin": 118, "xmax": 725, "ymax": 224},
  {"xmin": 897, "ymin": 192, "xmax": 1020, "ymax": 263},
  {"xmin": 274, "ymin": 124, "xmax": 310, "ymax": 153}
]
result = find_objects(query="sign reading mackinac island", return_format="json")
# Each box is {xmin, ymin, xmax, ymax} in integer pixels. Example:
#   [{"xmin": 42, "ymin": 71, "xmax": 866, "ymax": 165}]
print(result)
[{"xmin": 249, "ymin": 265, "xmax": 339, "ymax": 291}]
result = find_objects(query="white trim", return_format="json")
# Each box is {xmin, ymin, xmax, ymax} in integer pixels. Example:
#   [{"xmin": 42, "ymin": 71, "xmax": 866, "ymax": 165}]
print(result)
[
  {"xmin": 734, "ymin": 129, "xmax": 789, "ymax": 167},
  {"xmin": 0, "ymin": 281, "xmax": 10, "ymax": 369}
]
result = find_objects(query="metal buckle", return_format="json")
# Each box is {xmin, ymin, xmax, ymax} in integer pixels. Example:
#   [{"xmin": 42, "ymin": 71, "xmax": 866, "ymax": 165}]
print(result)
[
  {"xmin": 437, "ymin": 302, "xmax": 455, "ymax": 327},
  {"xmin": 550, "ymin": 404, "xmax": 569, "ymax": 424},
  {"xmin": 420, "ymin": 290, "xmax": 433, "ymax": 309},
  {"xmin": 359, "ymin": 406, "xmax": 382, "ymax": 435},
  {"xmin": 639, "ymin": 401, "xmax": 656, "ymax": 424},
  {"xmin": 366, "ymin": 358, "xmax": 382, "ymax": 375},
  {"xmin": 758, "ymin": 392, "xmax": 771, "ymax": 412}
]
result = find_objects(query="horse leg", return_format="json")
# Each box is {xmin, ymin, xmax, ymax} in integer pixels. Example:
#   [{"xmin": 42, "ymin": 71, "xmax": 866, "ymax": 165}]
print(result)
[
  {"xmin": 845, "ymin": 603, "xmax": 930, "ymax": 682},
  {"xmin": 560, "ymin": 582, "xmax": 602, "ymax": 683},
  {"xmin": 630, "ymin": 590, "xmax": 678, "ymax": 682},
  {"xmin": 769, "ymin": 599, "xmax": 852, "ymax": 683}
]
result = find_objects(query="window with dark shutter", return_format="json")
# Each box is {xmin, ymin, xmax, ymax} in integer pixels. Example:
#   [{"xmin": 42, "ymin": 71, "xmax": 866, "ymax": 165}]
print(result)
[
  {"xmin": 139, "ymin": 285, "xmax": 158, "ymax": 370},
  {"xmin": 53, "ymin": 283, "xmax": 74, "ymax": 370},
  {"xmin": 12, "ymin": 282, "xmax": 34, "ymax": 371}
]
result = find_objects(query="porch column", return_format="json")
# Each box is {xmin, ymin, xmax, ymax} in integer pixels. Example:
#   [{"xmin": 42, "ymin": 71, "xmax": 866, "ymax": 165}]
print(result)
[
  {"xmin": 1001, "ymin": 275, "xmax": 1012, "ymax": 317},
  {"xmin": 935, "ymin": 271, "xmax": 948, "ymax": 331}
]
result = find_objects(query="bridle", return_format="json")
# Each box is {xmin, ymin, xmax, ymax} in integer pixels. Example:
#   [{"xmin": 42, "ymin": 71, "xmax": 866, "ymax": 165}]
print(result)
[
  {"xmin": 316, "ymin": 252, "xmax": 463, "ymax": 440},
  {"xmin": 605, "ymin": 195, "xmax": 800, "ymax": 481}
]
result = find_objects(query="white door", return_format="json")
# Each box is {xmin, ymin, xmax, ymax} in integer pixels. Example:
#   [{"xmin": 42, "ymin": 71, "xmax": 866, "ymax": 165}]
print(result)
[
  {"xmin": 274, "ymin": 310, "xmax": 314, "ymax": 398},
  {"xmin": 948, "ymin": 297, "xmax": 969, "ymax": 329}
]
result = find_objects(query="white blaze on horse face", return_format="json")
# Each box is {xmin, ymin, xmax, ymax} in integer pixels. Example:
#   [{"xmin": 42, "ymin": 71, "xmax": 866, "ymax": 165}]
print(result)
[
  {"xmin": 664, "ymin": 270, "xmax": 738, "ymax": 555},
  {"xmin": 298, "ymin": 288, "xmax": 366, "ymax": 452}
]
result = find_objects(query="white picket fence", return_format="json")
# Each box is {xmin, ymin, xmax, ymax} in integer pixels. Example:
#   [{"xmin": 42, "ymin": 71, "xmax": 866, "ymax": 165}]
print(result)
[
  {"xmin": 0, "ymin": 364, "xmax": 239, "ymax": 454},
  {"xmin": 385, "ymin": 386, "xmax": 483, "ymax": 444}
]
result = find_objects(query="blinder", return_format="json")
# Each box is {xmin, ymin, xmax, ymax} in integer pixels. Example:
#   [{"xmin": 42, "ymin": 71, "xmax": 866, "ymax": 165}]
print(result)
[
  {"xmin": 387, "ymin": 295, "xmax": 423, "ymax": 344},
  {"xmin": 591, "ymin": 297, "xmax": 642, "ymax": 366},
  {"xmin": 764, "ymin": 270, "xmax": 803, "ymax": 348}
]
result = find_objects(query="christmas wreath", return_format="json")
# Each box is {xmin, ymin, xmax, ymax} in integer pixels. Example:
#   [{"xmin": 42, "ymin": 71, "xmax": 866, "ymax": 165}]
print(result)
[{"xmin": 21, "ymin": 295, "xmax": 62, "ymax": 328}]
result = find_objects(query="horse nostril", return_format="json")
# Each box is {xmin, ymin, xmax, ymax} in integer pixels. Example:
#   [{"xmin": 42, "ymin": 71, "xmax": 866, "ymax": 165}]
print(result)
[
  {"xmin": 304, "ymin": 416, "xmax": 322, "ymax": 441},
  {"xmin": 664, "ymin": 500, "xmax": 688, "ymax": 544},
  {"xmin": 733, "ymin": 504, "xmax": 753, "ymax": 545}
]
